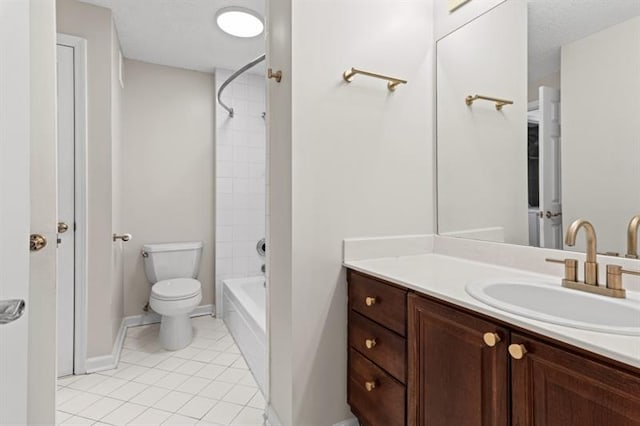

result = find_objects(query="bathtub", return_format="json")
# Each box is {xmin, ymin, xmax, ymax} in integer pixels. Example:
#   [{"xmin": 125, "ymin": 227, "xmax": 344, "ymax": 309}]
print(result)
[{"xmin": 222, "ymin": 276, "xmax": 266, "ymax": 391}]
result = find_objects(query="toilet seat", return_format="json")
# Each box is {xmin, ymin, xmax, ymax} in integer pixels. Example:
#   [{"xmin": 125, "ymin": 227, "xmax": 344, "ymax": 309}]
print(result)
[{"xmin": 151, "ymin": 278, "xmax": 201, "ymax": 301}]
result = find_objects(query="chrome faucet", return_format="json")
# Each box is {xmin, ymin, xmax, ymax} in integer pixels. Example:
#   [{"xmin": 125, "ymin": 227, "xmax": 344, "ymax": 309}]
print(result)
[
  {"xmin": 565, "ymin": 219, "xmax": 598, "ymax": 285},
  {"xmin": 626, "ymin": 215, "xmax": 640, "ymax": 259}
]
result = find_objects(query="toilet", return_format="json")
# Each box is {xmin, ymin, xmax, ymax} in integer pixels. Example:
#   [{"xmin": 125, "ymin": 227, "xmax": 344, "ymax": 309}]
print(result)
[{"xmin": 142, "ymin": 241, "xmax": 203, "ymax": 350}]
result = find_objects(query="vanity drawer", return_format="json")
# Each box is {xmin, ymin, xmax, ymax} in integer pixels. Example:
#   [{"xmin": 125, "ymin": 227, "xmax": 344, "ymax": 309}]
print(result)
[
  {"xmin": 349, "ymin": 271, "xmax": 407, "ymax": 336},
  {"xmin": 349, "ymin": 311, "xmax": 406, "ymax": 383},
  {"xmin": 349, "ymin": 348, "xmax": 406, "ymax": 426}
]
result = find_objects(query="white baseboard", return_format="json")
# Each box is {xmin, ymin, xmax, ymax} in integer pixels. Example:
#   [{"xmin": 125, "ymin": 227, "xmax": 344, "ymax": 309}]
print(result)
[
  {"xmin": 85, "ymin": 304, "xmax": 215, "ymax": 373},
  {"xmin": 265, "ymin": 404, "xmax": 283, "ymax": 426},
  {"xmin": 333, "ymin": 418, "xmax": 359, "ymax": 426}
]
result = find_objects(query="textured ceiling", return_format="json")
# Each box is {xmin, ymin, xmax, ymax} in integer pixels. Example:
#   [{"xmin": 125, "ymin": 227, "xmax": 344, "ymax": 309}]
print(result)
[
  {"xmin": 529, "ymin": 0, "xmax": 640, "ymax": 82},
  {"xmin": 80, "ymin": 0, "xmax": 265, "ymax": 74}
]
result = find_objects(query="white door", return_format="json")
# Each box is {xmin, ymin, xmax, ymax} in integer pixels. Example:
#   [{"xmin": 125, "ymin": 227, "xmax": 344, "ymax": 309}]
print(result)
[
  {"xmin": 0, "ymin": 2, "xmax": 31, "ymax": 423},
  {"xmin": 538, "ymin": 86, "xmax": 563, "ymax": 249},
  {"xmin": 57, "ymin": 43, "xmax": 76, "ymax": 377}
]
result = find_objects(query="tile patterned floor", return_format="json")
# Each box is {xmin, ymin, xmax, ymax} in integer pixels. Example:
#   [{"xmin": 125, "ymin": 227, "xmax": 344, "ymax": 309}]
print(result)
[{"xmin": 57, "ymin": 316, "xmax": 265, "ymax": 426}]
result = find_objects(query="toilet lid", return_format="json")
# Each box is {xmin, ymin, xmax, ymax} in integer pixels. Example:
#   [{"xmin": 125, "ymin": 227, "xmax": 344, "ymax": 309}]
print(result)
[{"xmin": 151, "ymin": 278, "xmax": 201, "ymax": 301}]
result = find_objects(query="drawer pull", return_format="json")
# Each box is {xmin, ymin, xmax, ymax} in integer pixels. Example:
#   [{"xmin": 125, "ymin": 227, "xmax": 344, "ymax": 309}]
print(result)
[
  {"xmin": 483, "ymin": 332, "xmax": 501, "ymax": 347},
  {"xmin": 509, "ymin": 344, "xmax": 528, "ymax": 360},
  {"xmin": 365, "ymin": 338, "xmax": 377, "ymax": 349},
  {"xmin": 365, "ymin": 296, "xmax": 377, "ymax": 306},
  {"xmin": 364, "ymin": 381, "xmax": 377, "ymax": 392}
]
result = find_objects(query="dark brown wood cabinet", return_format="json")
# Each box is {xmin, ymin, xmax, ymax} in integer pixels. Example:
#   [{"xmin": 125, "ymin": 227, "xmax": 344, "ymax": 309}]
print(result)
[
  {"xmin": 346, "ymin": 270, "xmax": 640, "ymax": 426},
  {"xmin": 510, "ymin": 333, "xmax": 640, "ymax": 426},
  {"xmin": 408, "ymin": 294, "xmax": 509, "ymax": 426}
]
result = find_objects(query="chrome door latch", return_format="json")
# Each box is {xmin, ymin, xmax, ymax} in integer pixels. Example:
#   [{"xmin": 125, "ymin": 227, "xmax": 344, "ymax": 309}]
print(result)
[{"xmin": 0, "ymin": 299, "xmax": 26, "ymax": 324}]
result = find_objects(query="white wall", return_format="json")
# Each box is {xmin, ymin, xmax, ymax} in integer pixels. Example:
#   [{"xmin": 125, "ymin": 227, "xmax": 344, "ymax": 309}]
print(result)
[
  {"xmin": 561, "ymin": 16, "xmax": 640, "ymax": 255},
  {"xmin": 56, "ymin": 0, "xmax": 122, "ymax": 358},
  {"xmin": 437, "ymin": 0, "xmax": 528, "ymax": 246},
  {"xmin": 122, "ymin": 59, "xmax": 215, "ymax": 316},
  {"xmin": 435, "ymin": 0, "xmax": 506, "ymax": 40},
  {"xmin": 215, "ymin": 69, "xmax": 266, "ymax": 315},
  {"xmin": 268, "ymin": 0, "xmax": 435, "ymax": 423}
]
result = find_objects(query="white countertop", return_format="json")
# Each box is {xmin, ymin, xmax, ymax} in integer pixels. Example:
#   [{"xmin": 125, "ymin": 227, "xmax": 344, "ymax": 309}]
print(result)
[{"xmin": 344, "ymin": 253, "xmax": 640, "ymax": 369}]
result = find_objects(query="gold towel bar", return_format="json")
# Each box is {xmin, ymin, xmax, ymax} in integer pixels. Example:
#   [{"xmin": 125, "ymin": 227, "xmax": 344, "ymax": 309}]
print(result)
[
  {"xmin": 343, "ymin": 67, "xmax": 407, "ymax": 91},
  {"xmin": 465, "ymin": 94, "xmax": 514, "ymax": 111}
]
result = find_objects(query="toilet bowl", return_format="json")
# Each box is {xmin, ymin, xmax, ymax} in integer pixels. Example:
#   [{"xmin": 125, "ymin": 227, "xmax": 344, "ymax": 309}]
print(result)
[
  {"xmin": 142, "ymin": 241, "xmax": 204, "ymax": 351},
  {"xmin": 150, "ymin": 278, "xmax": 202, "ymax": 350}
]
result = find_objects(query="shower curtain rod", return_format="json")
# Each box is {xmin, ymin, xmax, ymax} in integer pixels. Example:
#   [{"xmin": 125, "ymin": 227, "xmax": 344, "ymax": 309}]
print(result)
[{"xmin": 217, "ymin": 53, "xmax": 266, "ymax": 118}]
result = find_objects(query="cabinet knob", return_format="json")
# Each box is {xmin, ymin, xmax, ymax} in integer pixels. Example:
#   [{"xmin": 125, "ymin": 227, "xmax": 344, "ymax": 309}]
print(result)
[
  {"xmin": 508, "ymin": 344, "xmax": 528, "ymax": 360},
  {"xmin": 483, "ymin": 332, "xmax": 501, "ymax": 347},
  {"xmin": 364, "ymin": 381, "xmax": 376, "ymax": 392},
  {"xmin": 365, "ymin": 338, "xmax": 377, "ymax": 349},
  {"xmin": 365, "ymin": 296, "xmax": 377, "ymax": 306}
]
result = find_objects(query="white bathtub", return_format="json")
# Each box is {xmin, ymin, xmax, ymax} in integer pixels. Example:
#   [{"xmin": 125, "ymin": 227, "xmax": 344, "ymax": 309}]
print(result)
[{"xmin": 223, "ymin": 276, "xmax": 265, "ymax": 392}]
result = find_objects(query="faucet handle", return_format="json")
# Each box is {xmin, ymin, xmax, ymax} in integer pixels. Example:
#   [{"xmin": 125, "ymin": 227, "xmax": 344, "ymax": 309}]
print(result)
[
  {"xmin": 606, "ymin": 264, "xmax": 640, "ymax": 292},
  {"xmin": 546, "ymin": 258, "xmax": 578, "ymax": 282}
]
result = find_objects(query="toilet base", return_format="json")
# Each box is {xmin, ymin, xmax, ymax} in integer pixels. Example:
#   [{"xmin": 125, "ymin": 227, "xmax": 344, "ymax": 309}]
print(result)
[{"xmin": 159, "ymin": 314, "xmax": 193, "ymax": 351}]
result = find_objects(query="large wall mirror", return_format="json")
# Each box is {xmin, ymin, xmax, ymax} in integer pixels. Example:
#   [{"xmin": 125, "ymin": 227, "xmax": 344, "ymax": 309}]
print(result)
[{"xmin": 437, "ymin": 0, "xmax": 640, "ymax": 256}]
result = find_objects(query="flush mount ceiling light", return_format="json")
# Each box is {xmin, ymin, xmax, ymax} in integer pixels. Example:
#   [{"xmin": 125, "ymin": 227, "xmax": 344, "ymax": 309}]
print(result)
[{"xmin": 216, "ymin": 7, "xmax": 264, "ymax": 38}]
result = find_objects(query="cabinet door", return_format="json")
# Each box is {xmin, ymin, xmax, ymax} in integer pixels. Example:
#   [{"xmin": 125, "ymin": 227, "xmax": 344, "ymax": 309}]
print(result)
[
  {"xmin": 511, "ymin": 333, "xmax": 640, "ymax": 426},
  {"xmin": 408, "ymin": 294, "xmax": 509, "ymax": 426}
]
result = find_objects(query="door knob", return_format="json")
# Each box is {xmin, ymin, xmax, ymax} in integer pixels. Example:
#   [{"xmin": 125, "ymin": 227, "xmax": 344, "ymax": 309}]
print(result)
[
  {"xmin": 30, "ymin": 234, "xmax": 47, "ymax": 251},
  {"xmin": 0, "ymin": 299, "xmax": 26, "ymax": 324},
  {"xmin": 365, "ymin": 338, "xmax": 377, "ymax": 349},
  {"xmin": 365, "ymin": 296, "xmax": 377, "ymax": 306},
  {"xmin": 364, "ymin": 381, "xmax": 376, "ymax": 392},
  {"xmin": 483, "ymin": 332, "xmax": 501, "ymax": 347},
  {"xmin": 113, "ymin": 233, "xmax": 132, "ymax": 242},
  {"xmin": 268, "ymin": 68, "xmax": 282, "ymax": 83},
  {"xmin": 58, "ymin": 222, "xmax": 69, "ymax": 233},
  {"xmin": 508, "ymin": 344, "xmax": 528, "ymax": 360}
]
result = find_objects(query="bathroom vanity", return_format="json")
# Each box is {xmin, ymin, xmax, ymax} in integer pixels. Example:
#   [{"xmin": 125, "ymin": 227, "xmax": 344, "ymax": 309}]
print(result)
[{"xmin": 345, "ymin": 255, "xmax": 640, "ymax": 426}]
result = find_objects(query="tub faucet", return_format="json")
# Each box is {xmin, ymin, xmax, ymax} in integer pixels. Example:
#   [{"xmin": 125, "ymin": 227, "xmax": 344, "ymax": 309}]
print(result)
[
  {"xmin": 626, "ymin": 215, "xmax": 640, "ymax": 259},
  {"xmin": 565, "ymin": 219, "xmax": 598, "ymax": 285}
]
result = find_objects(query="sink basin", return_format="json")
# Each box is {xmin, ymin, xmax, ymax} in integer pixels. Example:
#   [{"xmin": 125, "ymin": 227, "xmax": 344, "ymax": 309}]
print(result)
[{"xmin": 466, "ymin": 280, "xmax": 640, "ymax": 336}]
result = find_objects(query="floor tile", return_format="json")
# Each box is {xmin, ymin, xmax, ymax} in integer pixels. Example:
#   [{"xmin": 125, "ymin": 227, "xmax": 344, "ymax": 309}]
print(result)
[
  {"xmin": 67, "ymin": 374, "xmax": 109, "ymax": 391},
  {"xmin": 192, "ymin": 349, "xmax": 221, "ymax": 364},
  {"xmin": 155, "ymin": 372, "xmax": 191, "ymax": 390},
  {"xmin": 237, "ymin": 371, "xmax": 258, "ymax": 388},
  {"xmin": 174, "ymin": 360, "xmax": 207, "ymax": 376},
  {"xmin": 120, "ymin": 349, "xmax": 152, "ymax": 365},
  {"xmin": 60, "ymin": 415, "xmax": 95, "ymax": 425},
  {"xmin": 114, "ymin": 365, "xmax": 152, "ymax": 381},
  {"xmin": 230, "ymin": 406, "xmax": 263, "ymax": 426},
  {"xmin": 246, "ymin": 392, "xmax": 265, "ymax": 410},
  {"xmin": 177, "ymin": 376, "xmax": 211, "ymax": 395},
  {"xmin": 211, "ymin": 353, "xmax": 239, "ymax": 367},
  {"xmin": 173, "ymin": 346, "xmax": 202, "ymax": 359},
  {"xmin": 130, "ymin": 386, "xmax": 171, "ymax": 407},
  {"xmin": 58, "ymin": 392, "xmax": 103, "ymax": 415},
  {"xmin": 194, "ymin": 364, "xmax": 225, "ymax": 380},
  {"xmin": 152, "ymin": 390, "xmax": 193, "ymax": 413},
  {"xmin": 222, "ymin": 385, "xmax": 257, "ymax": 406},
  {"xmin": 109, "ymin": 381, "xmax": 149, "ymax": 401},
  {"xmin": 57, "ymin": 387, "xmax": 83, "ymax": 405},
  {"xmin": 56, "ymin": 410, "xmax": 73, "ymax": 424},
  {"xmin": 77, "ymin": 397, "xmax": 123, "ymax": 421},
  {"xmin": 162, "ymin": 413, "xmax": 199, "ymax": 426},
  {"xmin": 216, "ymin": 368, "xmax": 245, "ymax": 384},
  {"xmin": 198, "ymin": 380, "xmax": 233, "ymax": 401},
  {"xmin": 177, "ymin": 396, "xmax": 217, "ymax": 420},
  {"xmin": 89, "ymin": 377, "xmax": 130, "ymax": 396},
  {"xmin": 128, "ymin": 407, "xmax": 172, "ymax": 425},
  {"xmin": 100, "ymin": 402, "xmax": 147, "ymax": 426},
  {"xmin": 136, "ymin": 352, "xmax": 171, "ymax": 368},
  {"xmin": 202, "ymin": 401, "xmax": 243, "ymax": 425},
  {"xmin": 58, "ymin": 375, "xmax": 82, "ymax": 387},
  {"xmin": 156, "ymin": 357, "xmax": 186, "ymax": 372},
  {"xmin": 133, "ymin": 368, "xmax": 169, "ymax": 386},
  {"xmin": 230, "ymin": 357, "xmax": 248, "ymax": 371}
]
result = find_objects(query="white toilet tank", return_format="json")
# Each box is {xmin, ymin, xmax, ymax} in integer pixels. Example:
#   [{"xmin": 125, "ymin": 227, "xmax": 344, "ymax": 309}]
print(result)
[{"xmin": 143, "ymin": 241, "xmax": 203, "ymax": 283}]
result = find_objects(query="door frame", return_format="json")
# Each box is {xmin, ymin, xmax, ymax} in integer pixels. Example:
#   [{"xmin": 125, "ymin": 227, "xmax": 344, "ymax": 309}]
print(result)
[{"xmin": 57, "ymin": 33, "xmax": 89, "ymax": 375}]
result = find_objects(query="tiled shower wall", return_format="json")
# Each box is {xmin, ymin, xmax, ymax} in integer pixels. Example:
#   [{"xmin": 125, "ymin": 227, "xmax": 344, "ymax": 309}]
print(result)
[{"xmin": 214, "ymin": 69, "xmax": 266, "ymax": 302}]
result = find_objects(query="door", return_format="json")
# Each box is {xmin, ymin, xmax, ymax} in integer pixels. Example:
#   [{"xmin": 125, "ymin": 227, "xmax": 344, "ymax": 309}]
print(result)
[
  {"xmin": 510, "ymin": 333, "xmax": 640, "ymax": 425},
  {"xmin": 538, "ymin": 86, "xmax": 563, "ymax": 249},
  {"xmin": 0, "ymin": 2, "xmax": 31, "ymax": 423},
  {"xmin": 56, "ymin": 43, "xmax": 76, "ymax": 377},
  {"xmin": 408, "ymin": 294, "xmax": 509, "ymax": 426}
]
